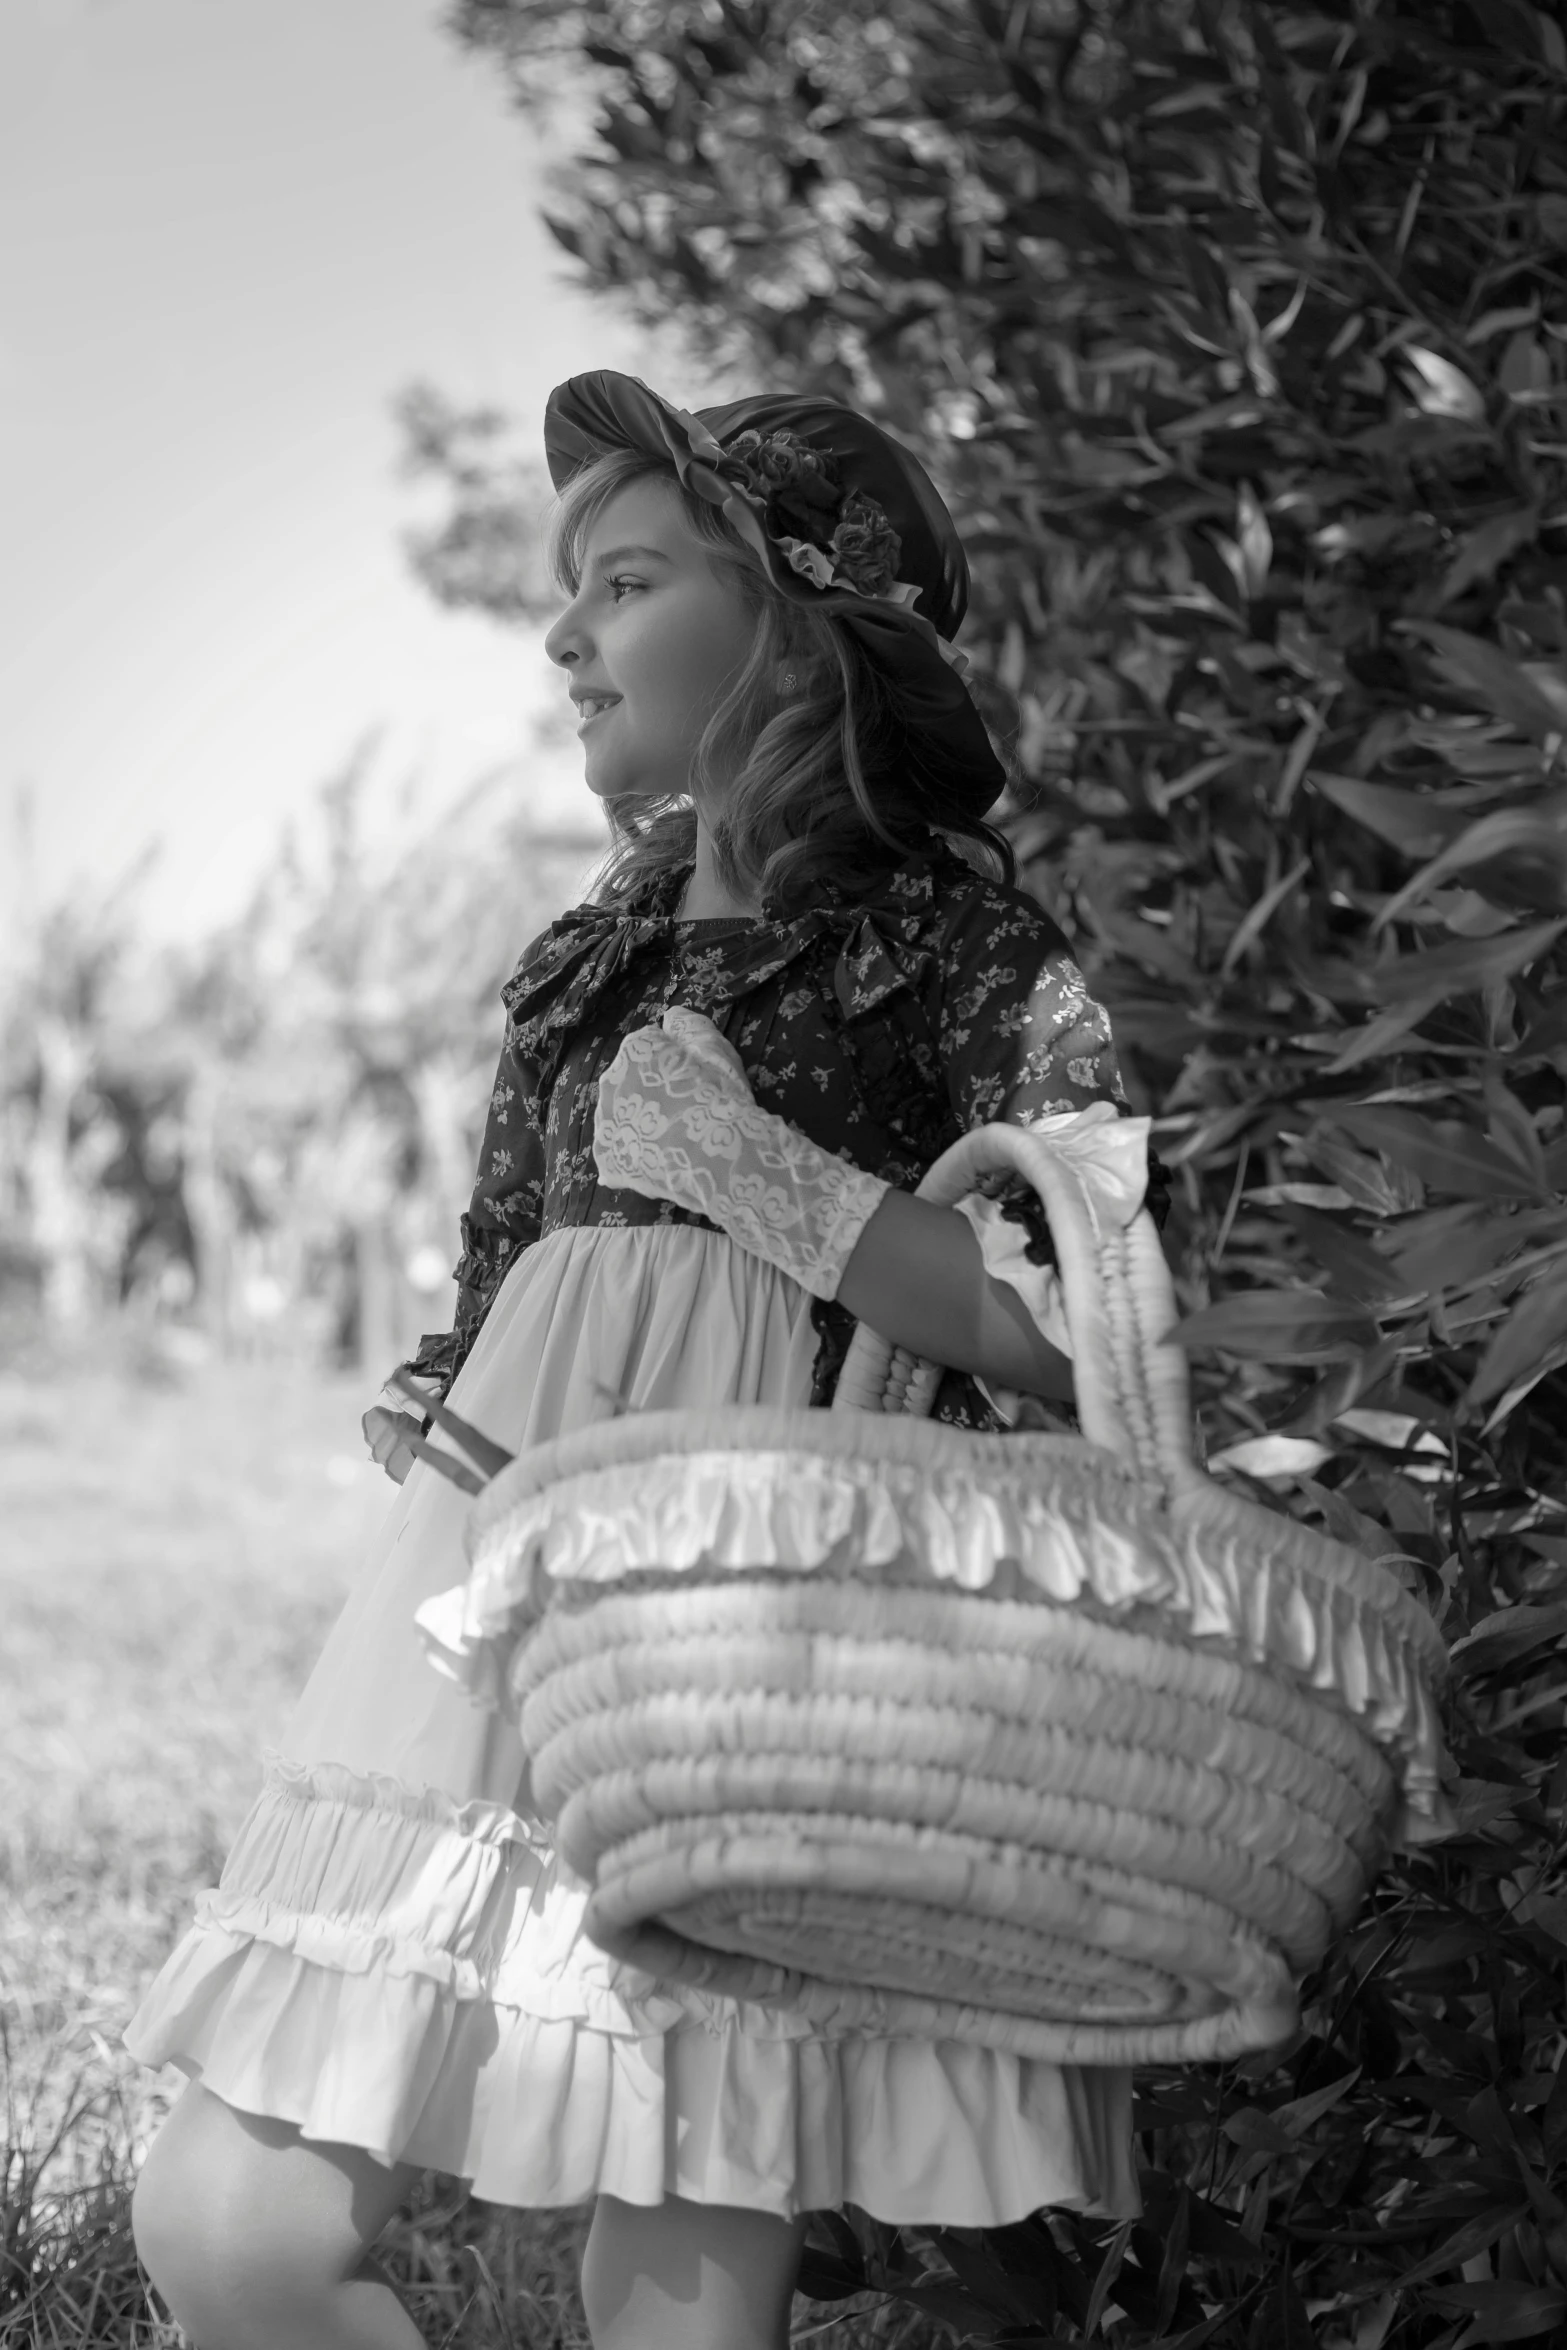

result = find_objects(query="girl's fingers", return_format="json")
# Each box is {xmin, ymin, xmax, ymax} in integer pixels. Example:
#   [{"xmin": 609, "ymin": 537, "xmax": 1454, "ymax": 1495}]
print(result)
[
  {"xmin": 362, "ymin": 1407, "xmax": 422, "ymax": 1470},
  {"xmin": 387, "ymin": 1368, "xmax": 514, "ymax": 1476}
]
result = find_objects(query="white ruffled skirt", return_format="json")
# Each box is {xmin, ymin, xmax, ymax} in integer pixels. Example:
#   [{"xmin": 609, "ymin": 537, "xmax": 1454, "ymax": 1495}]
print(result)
[{"xmin": 126, "ymin": 1224, "xmax": 1136, "ymax": 2224}]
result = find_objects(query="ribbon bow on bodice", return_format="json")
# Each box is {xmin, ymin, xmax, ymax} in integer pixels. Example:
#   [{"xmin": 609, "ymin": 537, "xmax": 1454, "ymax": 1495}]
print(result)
[{"xmin": 499, "ymin": 852, "xmax": 959, "ymax": 1102}]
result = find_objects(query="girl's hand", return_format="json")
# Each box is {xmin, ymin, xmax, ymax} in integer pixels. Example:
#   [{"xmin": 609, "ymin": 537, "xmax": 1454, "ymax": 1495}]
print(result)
[{"xmin": 362, "ymin": 1406, "xmax": 423, "ymax": 1485}]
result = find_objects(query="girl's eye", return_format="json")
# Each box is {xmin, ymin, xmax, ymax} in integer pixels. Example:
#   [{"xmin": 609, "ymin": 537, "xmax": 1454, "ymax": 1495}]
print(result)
[{"xmin": 606, "ymin": 574, "xmax": 643, "ymax": 602}]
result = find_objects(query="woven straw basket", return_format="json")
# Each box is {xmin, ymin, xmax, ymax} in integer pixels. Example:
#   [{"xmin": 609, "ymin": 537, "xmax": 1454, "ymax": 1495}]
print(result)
[{"xmin": 445, "ymin": 1119, "xmax": 1448, "ymax": 2066}]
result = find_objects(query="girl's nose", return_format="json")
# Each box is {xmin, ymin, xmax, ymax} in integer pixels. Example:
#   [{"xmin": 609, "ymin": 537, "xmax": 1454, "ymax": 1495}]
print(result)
[{"xmin": 544, "ymin": 596, "xmax": 589, "ymax": 668}]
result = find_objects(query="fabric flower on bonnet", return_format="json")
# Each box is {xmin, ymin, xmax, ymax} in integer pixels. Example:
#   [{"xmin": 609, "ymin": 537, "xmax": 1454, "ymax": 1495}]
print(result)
[
  {"xmin": 829, "ymin": 491, "xmax": 903, "ymax": 600},
  {"xmin": 725, "ymin": 428, "xmax": 906, "ymax": 603}
]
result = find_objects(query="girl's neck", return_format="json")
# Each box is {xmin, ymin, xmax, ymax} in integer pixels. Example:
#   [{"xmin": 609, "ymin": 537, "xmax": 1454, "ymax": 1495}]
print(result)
[{"xmin": 679, "ymin": 816, "xmax": 760, "ymax": 921}]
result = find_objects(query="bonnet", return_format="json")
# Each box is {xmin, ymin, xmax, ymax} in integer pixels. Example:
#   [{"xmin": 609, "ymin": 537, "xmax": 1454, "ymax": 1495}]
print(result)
[{"xmin": 544, "ymin": 371, "xmax": 1007, "ymax": 816}]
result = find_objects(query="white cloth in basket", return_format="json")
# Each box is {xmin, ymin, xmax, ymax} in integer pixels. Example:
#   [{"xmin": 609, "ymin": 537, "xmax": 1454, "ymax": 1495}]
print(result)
[{"xmin": 125, "ymin": 1220, "xmax": 1138, "ymax": 2225}]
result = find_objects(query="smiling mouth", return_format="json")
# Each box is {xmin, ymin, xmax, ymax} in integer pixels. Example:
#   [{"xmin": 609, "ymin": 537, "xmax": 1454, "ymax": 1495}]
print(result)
[{"xmin": 575, "ymin": 694, "xmax": 621, "ymax": 726}]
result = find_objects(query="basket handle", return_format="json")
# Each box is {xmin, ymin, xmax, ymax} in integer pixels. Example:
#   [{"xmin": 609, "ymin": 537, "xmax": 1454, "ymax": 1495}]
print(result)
[{"xmin": 832, "ymin": 1114, "xmax": 1194, "ymax": 1484}]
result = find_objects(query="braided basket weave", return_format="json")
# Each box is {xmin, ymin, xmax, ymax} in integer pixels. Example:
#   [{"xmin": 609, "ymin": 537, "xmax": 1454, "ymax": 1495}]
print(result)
[{"xmin": 449, "ymin": 1119, "xmax": 1448, "ymax": 2065}]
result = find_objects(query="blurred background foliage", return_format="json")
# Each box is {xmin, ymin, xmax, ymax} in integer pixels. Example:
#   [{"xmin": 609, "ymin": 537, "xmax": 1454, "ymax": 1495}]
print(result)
[
  {"xmin": 7, "ymin": 0, "xmax": 1567, "ymax": 2341},
  {"xmin": 0, "ymin": 759, "xmax": 597, "ymax": 1379}
]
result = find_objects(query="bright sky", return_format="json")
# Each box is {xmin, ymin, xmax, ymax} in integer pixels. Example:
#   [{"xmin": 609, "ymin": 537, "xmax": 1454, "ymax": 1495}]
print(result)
[{"xmin": 0, "ymin": 0, "xmax": 687, "ymax": 935}]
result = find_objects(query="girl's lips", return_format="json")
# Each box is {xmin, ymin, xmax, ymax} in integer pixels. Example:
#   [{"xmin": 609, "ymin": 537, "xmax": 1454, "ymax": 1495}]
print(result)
[{"xmin": 576, "ymin": 695, "xmax": 622, "ymax": 734}]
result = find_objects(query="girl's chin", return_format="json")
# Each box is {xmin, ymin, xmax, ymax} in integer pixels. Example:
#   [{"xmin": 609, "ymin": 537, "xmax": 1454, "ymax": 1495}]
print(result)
[{"xmin": 581, "ymin": 765, "xmax": 682, "ymax": 803}]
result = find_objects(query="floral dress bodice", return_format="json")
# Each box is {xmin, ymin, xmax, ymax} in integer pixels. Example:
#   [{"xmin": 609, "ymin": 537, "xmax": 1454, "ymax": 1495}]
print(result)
[{"xmin": 408, "ymin": 843, "xmax": 1149, "ymax": 1425}]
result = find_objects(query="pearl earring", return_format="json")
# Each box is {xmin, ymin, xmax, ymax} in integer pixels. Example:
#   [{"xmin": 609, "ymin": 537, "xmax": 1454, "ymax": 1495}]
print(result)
[{"xmin": 781, "ymin": 671, "xmax": 797, "ymax": 692}]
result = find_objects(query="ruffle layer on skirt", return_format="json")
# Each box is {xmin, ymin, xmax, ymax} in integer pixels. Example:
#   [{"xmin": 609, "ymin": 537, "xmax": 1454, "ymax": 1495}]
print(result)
[{"xmin": 125, "ymin": 1751, "xmax": 1138, "ymax": 2223}]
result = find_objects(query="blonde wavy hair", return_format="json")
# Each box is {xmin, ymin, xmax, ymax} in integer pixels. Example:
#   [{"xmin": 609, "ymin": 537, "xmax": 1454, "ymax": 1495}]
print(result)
[{"xmin": 547, "ymin": 446, "xmax": 1013, "ymax": 912}]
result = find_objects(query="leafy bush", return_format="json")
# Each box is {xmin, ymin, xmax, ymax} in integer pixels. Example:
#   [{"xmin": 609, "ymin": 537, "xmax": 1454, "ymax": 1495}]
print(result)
[{"xmin": 425, "ymin": 2, "xmax": 1567, "ymax": 2340}]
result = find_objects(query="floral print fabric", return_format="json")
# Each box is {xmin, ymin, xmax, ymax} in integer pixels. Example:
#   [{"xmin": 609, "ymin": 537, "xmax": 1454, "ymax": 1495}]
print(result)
[{"xmin": 405, "ymin": 844, "xmax": 1145, "ymax": 1427}]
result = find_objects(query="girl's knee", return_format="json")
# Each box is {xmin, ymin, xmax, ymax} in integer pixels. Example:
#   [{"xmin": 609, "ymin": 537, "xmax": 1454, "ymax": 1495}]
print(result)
[
  {"xmin": 583, "ymin": 2192, "xmax": 807, "ymax": 2350},
  {"xmin": 132, "ymin": 2082, "xmax": 413, "ymax": 2348},
  {"xmin": 133, "ymin": 2138, "xmax": 264, "ymax": 2345},
  {"xmin": 132, "ymin": 2095, "xmax": 228, "ymax": 2321}
]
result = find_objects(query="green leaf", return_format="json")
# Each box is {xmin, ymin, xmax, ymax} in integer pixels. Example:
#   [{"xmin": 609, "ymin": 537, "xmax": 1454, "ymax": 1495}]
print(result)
[
  {"xmin": 1207, "ymin": 1433, "xmax": 1333, "ymax": 1479},
  {"xmin": 1401, "ymin": 622, "xmax": 1567, "ymax": 744},
  {"xmin": 794, "ymin": 2248, "xmax": 870, "ymax": 2302},
  {"xmin": 933, "ymin": 2236, "xmax": 1042, "ymax": 2325},
  {"xmin": 1323, "ymin": 1108, "xmax": 1546, "ymax": 1201},
  {"xmin": 1468, "ymin": 1267, "xmax": 1567, "ymax": 1406},
  {"xmin": 1392, "ymin": 2207, "xmax": 1533, "ymax": 2291},
  {"xmin": 1310, "ymin": 772, "xmax": 1469, "ymax": 856},
  {"xmin": 1297, "ymin": 1476, "xmax": 1408, "ymax": 1561},
  {"xmin": 1385, "ymin": 1202, "xmax": 1527, "ymax": 1292},
  {"xmin": 1269, "ymin": 2264, "xmax": 1320, "ymax": 2350},
  {"xmin": 1432, "ymin": 2282, "xmax": 1567, "ymax": 2347},
  {"xmin": 1518, "ymin": 989, "xmax": 1567, "ymax": 1057},
  {"xmin": 1169, "ymin": 1289, "xmax": 1378, "ymax": 1360},
  {"xmin": 1512, "ymin": 1892, "xmax": 1567, "ymax": 1947},
  {"xmin": 1435, "ymin": 505, "xmax": 1544, "ymax": 606},
  {"xmin": 1272, "ymin": 2068, "xmax": 1364, "ymax": 2134},
  {"xmin": 1293, "ymin": 1128, "xmax": 1415, "ymax": 1216},
  {"xmin": 1377, "ymin": 811, "xmax": 1567, "ymax": 926},
  {"xmin": 1222, "ymin": 2106, "xmax": 1300, "ymax": 2156},
  {"xmin": 1449, "ymin": 1601, "xmax": 1567, "ymax": 1674},
  {"xmin": 1403, "ymin": 347, "xmax": 1487, "ymax": 423},
  {"xmin": 1162, "ymin": 2308, "xmax": 1251, "ymax": 2350},
  {"xmin": 1281, "ymin": 1203, "xmax": 1409, "ymax": 1301},
  {"xmin": 1323, "ymin": 1000, "xmax": 1445, "ymax": 1071},
  {"xmin": 1363, "ymin": 919, "xmax": 1567, "ymax": 1001},
  {"xmin": 1333, "ymin": 1406, "xmax": 1445, "ymax": 1453},
  {"xmin": 1220, "ymin": 854, "xmax": 1309, "ymax": 975},
  {"xmin": 895, "ymin": 2279, "xmax": 1011, "ymax": 2339},
  {"xmin": 1154, "ymin": 2186, "xmax": 1191, "ymax": 2335},
  {"xmin": 1136, "ymin": 2174, "xmax": 1266, "ymax": 2270},
  {"xmin": 1082, "ymin": 2221, "xmax": 1134, "ymax": 2341},
  {"xmin": 1451, "ymin": 1779, "xmax": 1529, "ymax": 1833},
  {"xmin": 1322, "ymin": 919, "xmax": 1567, "ymax": 1070}
]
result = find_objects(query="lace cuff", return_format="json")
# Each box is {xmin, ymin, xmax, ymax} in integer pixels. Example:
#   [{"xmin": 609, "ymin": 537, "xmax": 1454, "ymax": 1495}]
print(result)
[
  {"xmin": 715, "ymin": 1101, "xmax": 889, "ymax": 1298},
  {"xmin": 594, "ymin": 1024, "xmax": 889, "ymax": 1301}
]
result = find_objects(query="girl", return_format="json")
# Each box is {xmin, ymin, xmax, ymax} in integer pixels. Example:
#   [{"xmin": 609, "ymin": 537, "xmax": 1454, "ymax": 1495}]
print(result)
[{"xmin": 129, "ymin": 370, "xmax": 1146, "ymax": 2350}]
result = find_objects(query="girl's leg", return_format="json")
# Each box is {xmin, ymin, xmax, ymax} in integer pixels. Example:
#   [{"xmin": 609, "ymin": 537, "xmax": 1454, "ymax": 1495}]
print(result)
[
  {"xmin": 581, "ymin": 2191, "xmax": 808, "ymax": 2350},
  {"xmin": 132, "ymin": 2080, "xmax": 424, "ymax": 2350}
]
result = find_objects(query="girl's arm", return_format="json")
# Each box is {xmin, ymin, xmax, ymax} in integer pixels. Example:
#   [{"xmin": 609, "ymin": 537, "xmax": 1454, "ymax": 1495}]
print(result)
[
  {"xmin": 867, "ymin": 881, "xmax": 1137, "ymax": 1407},
  {"xmin": 837, "ymin": 1190, "xmax": 1075, "ymax": 1400},
  {"xmin": 595, "ymin": 907, "xmax": 1143, "ymax": 1413}
]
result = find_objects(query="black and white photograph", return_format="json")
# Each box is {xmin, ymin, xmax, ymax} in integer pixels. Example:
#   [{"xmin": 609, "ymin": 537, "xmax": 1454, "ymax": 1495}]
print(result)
[{"xmin": 4, "ymin": 2, "xmax": 1567, "ymax": 2343}]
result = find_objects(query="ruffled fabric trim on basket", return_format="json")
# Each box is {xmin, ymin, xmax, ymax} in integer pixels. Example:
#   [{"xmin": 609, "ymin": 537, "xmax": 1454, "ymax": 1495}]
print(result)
[
  {"xmin": 123, "ymin": 1752, "xmax": 1138, "ymax": 2223},
  {"xmin": 418, "ymin": 1442, "xmax": 1449, "ymax": 1835}
]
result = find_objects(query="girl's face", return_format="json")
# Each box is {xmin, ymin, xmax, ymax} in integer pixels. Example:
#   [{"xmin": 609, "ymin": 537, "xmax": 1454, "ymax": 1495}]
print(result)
[{"xmin": 544, "ymin": 475, "xmax": 759, "ymax": 804}]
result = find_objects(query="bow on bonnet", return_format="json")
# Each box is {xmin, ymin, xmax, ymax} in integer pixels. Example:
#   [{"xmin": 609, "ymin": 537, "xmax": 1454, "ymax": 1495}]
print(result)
[{"xmin": 543, "ymin": 371, "xmax": 1008, "ymax": 817}]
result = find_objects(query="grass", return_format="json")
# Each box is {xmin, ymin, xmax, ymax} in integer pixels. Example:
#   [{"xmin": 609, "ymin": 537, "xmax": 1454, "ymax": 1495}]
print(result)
[{"xmin": 0, "ymin": 1323, "xmax": 943, "ymax": 2346}]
